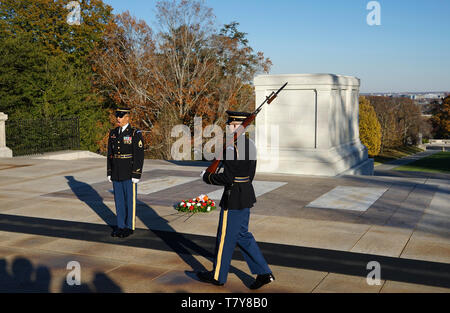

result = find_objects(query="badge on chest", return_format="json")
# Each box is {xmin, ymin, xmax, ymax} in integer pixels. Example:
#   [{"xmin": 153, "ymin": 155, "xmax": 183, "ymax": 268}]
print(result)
[{"xmin": 123, "ymin": 136, "xmax": 132, "ymax": 144}]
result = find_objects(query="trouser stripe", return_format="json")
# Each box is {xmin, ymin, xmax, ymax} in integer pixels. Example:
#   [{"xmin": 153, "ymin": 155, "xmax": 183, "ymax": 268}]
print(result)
[
  {"xmin": 132, "ymin": 183, "xmax": 136, "ymax": 230},
  {"xmin": 214, "ymin": 210, "xmax": 228, "ymax": 281}
]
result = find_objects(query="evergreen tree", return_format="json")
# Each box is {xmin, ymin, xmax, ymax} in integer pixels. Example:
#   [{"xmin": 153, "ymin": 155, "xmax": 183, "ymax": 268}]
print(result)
[{"xmin": 0, "ymin": 0, "xmax": 113, "ymax": 151}]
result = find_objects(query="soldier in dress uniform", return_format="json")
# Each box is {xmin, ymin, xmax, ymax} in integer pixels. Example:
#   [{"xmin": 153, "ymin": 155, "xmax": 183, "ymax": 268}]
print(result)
[
  {"xmin": 107, "ymin": 107, "xmax": 144, "ymax": 238},
  {"xmin": 195, "ymin": 110, "xmax": 275, "ymax": 290}
]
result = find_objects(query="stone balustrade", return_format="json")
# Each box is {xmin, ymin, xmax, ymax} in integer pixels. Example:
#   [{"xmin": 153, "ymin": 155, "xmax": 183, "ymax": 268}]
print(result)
[{"xmin": 0, "ymin": 112, "xmax": 13, "ymax": 157}]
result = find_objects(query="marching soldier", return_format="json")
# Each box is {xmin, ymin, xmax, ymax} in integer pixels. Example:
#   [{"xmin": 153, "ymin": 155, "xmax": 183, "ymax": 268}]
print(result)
[
  {"xmin": 196, "ymin": 110, "xmax": 274, "ymax": 290},
  {"xmin": 107, "ymin": 107, "xmax": 145, "ymax": 238}
]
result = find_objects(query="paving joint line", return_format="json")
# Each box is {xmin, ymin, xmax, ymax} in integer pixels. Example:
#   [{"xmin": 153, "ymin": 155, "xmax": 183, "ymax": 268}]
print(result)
[
  {"xmin": 310, "ymin": 272, "xmax": 329, "ymax": 293},
  {"xmin": 104, "ymin": 263, "xmax": 131, "ymax": 275},
  {"xmin": 146, "ymin": 268, "xmax": 177, "ymax": 284},
  {"xmin": 398, "ymin": 191, "xmax": 435, "ymax": 259},
  {"xmin": 378, "ymin": 279, "xmax": 388, "ymax": 293},
  {"xmin": 349, "ymin": 224, "xmax": 373, "ymax": 252},
  {"xmin": 382, "ymin": 183, "xmax": 418, "ymax": 226}
]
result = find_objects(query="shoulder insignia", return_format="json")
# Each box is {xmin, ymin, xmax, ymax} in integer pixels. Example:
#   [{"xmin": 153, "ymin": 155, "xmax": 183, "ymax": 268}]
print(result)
[{"xmin": 138, "ymin": 140, "xmax": 143, "ymax": 148}]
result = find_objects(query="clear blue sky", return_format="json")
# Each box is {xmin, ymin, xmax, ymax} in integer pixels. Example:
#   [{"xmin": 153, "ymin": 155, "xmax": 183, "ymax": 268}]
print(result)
[{"xmin": 102, "ymin": 0, "xmax": 450, "ymax": 93}]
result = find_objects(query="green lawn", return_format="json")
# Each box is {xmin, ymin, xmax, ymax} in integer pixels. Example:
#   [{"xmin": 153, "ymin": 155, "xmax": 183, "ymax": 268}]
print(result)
[
  {"xmin": 393, "ymin": 152, "xmax": 450, "ymax": 173},
  {"xmin": 373, "ymin": 146, "xmax": 424, "ymax": 166}
]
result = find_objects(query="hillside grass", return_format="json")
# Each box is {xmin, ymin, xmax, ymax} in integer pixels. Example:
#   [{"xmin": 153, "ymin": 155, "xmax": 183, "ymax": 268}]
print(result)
[
  {"xmin": 393, "ymin": 152, "xmax": 450, "ymax": 173},
  {"xmin": 373, "ymin": 146, "xmax": 424, "ymax": 166}
]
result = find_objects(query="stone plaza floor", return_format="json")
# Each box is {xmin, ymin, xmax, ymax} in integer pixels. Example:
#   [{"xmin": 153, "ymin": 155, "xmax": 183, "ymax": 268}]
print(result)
[{"xmin": 0, "ymin": 154, "xmax": 449, "ymax": 293}]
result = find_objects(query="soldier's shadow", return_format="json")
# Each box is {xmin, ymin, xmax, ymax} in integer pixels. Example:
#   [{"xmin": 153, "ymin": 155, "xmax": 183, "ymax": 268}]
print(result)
[
  {"xmin": 65, "ymin": 176, "xmax": 116, "ymax": 230},
  {"xmin": 64, "ymin": 176, "xmax": 253, "ymax": 287},
  {"xmin": 135, "ymin": 199, "xmax": 254, "ymax": 287}
]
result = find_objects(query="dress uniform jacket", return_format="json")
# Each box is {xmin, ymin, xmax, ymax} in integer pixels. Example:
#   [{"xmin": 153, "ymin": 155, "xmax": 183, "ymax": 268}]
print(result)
[
  {"xmin": 107, "ymin": 125, "xmax": 144, "ymax": 181},
  {"xmin": 203, "ymin": 135, "xmax": 257, "ymax": 210}
]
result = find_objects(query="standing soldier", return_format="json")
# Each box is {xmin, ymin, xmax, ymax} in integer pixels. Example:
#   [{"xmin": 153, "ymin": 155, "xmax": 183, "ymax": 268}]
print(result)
[
  {"xmin": 107, "ymin": 107, "xmax": 145, "ymax": 238},
  {"xmin": 196, "ymin": 110, "xmax": 275, "ymax": 290}
]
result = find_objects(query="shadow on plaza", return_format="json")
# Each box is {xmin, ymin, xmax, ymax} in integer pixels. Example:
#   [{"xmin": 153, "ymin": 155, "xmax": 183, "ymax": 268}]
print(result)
[
  {"xmin": 64, "ymin": 176, "xmax": 255, "ymax": 287},
  {"xmin": 66, "ymin": 176, "xmax": 116, "ymax": 230},
  {"xmin": 0, "ymin": 257, "xmax": 122, "ymax": 293}
]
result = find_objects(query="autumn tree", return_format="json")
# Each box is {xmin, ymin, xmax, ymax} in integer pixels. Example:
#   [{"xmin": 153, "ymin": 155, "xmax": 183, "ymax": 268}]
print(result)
[
  {"xmin": 90, "ymin": 12, "xmax": 160, "ymax": 154},
  {"xmin": 396, "ymin": 98, "xmax": 423, "ymax": 145},
  {"xmin": 92, "ymin": 0, "xmax": 271, "ymax": 158},
  {"xmin": 359, "ymin": 96, "xmax": 381, "ymax": 156},
  {"xmin": 154, "ymin": 0, "xmax": 217, "ymax": 121},
  {"xmin": 430, "ymin": 96, "xmax": 450, "ymax": 139},
  {"xmin": 209, "ymin": 21, "xmax": 272, "ymax": 126},
  {"xmin": 367, "ymin": 96, "xmax": 427, "ymax": 150},
  {"xmin": 366, "ymin": 96, "xmax": 399, "ymax": 150}
]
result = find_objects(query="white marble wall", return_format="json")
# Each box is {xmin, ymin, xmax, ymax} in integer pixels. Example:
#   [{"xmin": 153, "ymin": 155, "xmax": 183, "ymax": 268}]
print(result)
[{"xmin": 254, "ymin": 74, "xmax": 373, "ymax": 176}]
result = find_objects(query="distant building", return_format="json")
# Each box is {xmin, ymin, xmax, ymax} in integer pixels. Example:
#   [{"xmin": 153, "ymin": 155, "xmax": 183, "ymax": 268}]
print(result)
[{"xmin": 360, "ymin": 91, "xmax": 449, "ymax": 100}]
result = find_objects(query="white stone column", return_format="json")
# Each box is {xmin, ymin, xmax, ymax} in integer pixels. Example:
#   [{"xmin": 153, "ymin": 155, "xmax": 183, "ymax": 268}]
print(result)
[
  {"xmin": 0, "ymin": 112, "xmax": 13, "ymax": 157},
  {"xmin": 254, "ymin": 74, "xmax": 373, "ymax": 176}
]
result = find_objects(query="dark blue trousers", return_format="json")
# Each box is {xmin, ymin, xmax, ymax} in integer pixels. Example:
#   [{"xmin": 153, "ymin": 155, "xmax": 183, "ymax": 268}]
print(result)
[
  {"xmin": 213, "ymin": 207, "xmax": 271, "ymax": 284},
  {"xmin": 112, "ymin": 180, "xmax": 137, "ymax": 230}
]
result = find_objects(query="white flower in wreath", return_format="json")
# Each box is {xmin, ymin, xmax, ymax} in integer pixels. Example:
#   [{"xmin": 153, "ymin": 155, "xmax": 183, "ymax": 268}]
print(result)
[
  {"xmin": 197, "ymin": 203, "xmax": 201, "ymax": 207},
  {"xmin": 181, "ymin": 202, "xmax": 185, "ymax": 206},
  {"xmin": 187, "ymin": 203, "xmax": 191, "ymax": 207},
  {"xmin": 207, "ymin": 206, "xmax": 211, "ymax": 212}
]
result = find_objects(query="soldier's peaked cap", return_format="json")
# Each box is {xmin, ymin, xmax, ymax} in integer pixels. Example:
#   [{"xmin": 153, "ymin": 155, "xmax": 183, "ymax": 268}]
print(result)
[
  {"xmin": 116, "ymin": 107, "xmax": 131, "ymax": 113},
  {"xmin": 226, "ymin": 110, "xmax": 251, "ymax": 124}
]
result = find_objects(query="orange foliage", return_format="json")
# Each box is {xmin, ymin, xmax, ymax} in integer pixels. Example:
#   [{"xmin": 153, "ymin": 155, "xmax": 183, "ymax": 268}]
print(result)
[{"xmin": 91, "ymin": 1, "xmax": 271, "ymax": 158}]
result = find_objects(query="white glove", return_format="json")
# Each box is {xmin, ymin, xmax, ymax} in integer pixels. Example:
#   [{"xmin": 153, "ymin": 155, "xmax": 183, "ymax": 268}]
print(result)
[
  {"xmin": 107, "ymin": 176, "xmax": 111, "ymax": 183},
  {"xmin": 200, "ymin": 170, "xmax": 206, "ymax": 178},
  {"xmin": 132, "ymin": 178, "xmax": 140, "ymax": 184}
]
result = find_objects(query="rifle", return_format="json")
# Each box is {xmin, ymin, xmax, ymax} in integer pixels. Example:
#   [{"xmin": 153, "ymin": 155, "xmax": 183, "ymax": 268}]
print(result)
[{"xmin": 206, "ymin": 82, "xmax": 288, "ymax": 174}]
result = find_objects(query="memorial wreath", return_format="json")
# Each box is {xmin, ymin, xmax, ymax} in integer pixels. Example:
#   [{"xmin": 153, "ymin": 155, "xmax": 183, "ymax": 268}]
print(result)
[{"xmin": 175, "ymin": 194, "xmax": 217, "ymax": 213}]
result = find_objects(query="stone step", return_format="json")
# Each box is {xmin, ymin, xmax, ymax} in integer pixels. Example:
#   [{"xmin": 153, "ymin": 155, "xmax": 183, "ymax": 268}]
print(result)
[{"xmin": 15, "ymin": 150, "xmax": 105, "ymax": 160}]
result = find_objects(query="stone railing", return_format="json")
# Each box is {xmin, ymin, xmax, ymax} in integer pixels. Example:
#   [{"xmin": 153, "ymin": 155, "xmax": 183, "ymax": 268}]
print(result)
[
  {"xmin": 429, "ymin": 139, "xmax": 450, "ymax": 145},
  {"xmin": 0, "ymin": 112, "xmax": 13, "ymax": 157}
]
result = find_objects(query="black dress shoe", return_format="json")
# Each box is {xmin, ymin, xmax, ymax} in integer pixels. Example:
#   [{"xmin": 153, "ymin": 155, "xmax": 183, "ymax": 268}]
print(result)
[
  {"xmin": 119, "ymin": 228, "xmax": 133, "ymax": 238},
  {"xmin": 196, "ymin": 271, "xmax": 224, "ymax": 286},
  {"xmin": 249, "ymin": 273, "xmax": 275, "ymax": 290},
  {"xmin": 111, "ymin": 228, "xmax": 124, "ymax": 237}
]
